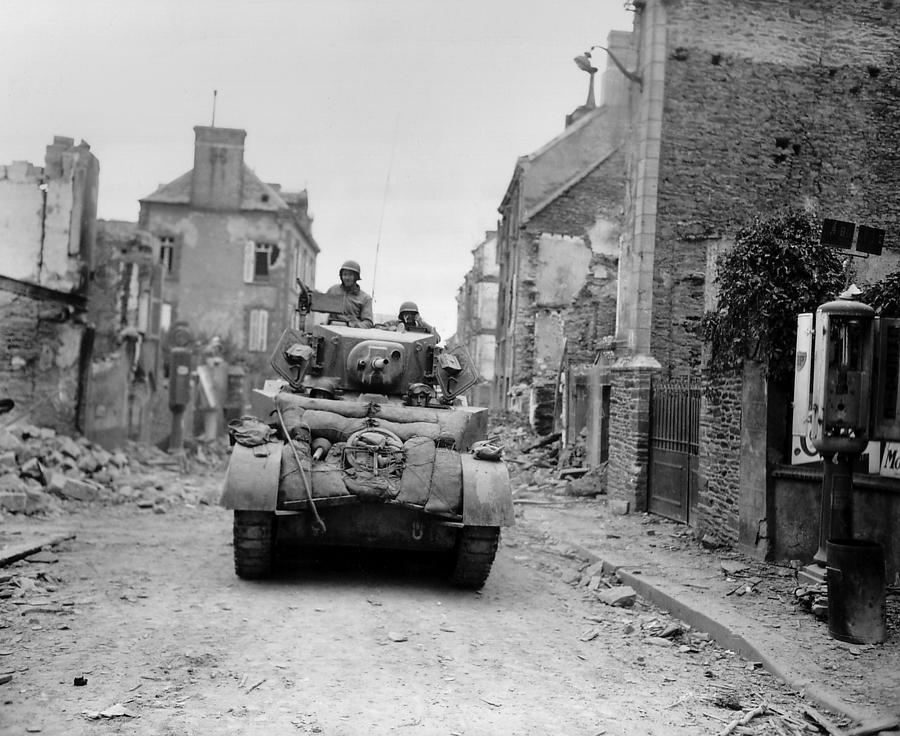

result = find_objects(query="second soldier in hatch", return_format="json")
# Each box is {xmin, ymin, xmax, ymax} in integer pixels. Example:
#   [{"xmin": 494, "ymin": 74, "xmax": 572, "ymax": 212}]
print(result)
[
  {"xmin": 325, "ymin": 260, "xmax": 374, "ymax": 328},
  {"xmin": 396, "ymin": 301, "xmax": 439, "ymax": 339}
]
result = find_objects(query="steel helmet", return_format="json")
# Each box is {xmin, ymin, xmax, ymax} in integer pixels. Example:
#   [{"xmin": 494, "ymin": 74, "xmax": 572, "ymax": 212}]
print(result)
[
  {"xmin": 339, "ymin": 260, "xmax": 361, "ymax": 278},
  {"xmin": 398, "ymin": 301, "xmax": 419, "ymax": 315}
]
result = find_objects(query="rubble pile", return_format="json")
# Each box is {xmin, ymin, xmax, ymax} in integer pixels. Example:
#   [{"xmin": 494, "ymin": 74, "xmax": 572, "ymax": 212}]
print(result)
[
  {"xmin": 0, "ymin": 424, "xmax": 228, "ymax": 516},
  {"xmin": 793, "ymin": 582, "xmax": 829, "ymax": 621},
  {"xmin": 487, "ymin": 410, "xmax": 606, "ymax": 498}
]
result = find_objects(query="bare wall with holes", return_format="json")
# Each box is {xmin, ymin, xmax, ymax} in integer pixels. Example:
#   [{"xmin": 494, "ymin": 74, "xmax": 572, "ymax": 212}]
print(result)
[{"xmin": 652, "ymin": 0, "xmax": 900, "ymax": 373}]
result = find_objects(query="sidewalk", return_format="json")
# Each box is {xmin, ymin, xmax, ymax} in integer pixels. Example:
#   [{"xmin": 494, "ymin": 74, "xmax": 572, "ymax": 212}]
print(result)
[{"xmin": 513, "ymin": 491, "xmax": 900, "ymax": 731}]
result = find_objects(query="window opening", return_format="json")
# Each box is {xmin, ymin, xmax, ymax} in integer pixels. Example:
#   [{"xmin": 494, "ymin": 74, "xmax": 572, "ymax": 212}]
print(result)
[
  {"xmin": 253, "ymin": 242, "xmax": 280, "ymax": 280},
  {"xmin": 159, "ymin": 236, "xmax": 175, "ymax": 275}
]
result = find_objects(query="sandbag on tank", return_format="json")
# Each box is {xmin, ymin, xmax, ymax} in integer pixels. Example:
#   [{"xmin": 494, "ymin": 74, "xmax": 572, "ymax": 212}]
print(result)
[
  {"xmin": 282, "ymin": 439, "xmax": 352, "ymax": 501},
  {"xmin": 310, "ymin": 464, "xmax": 352, "ymax": 498},
  {"xmin": 300, "ymin": 410, "xmax": 369, "ymax": 443},
  {"xmin": 278, "ymin": 404, "xmax": 309, "ymax": 441},
  {"xmin": 370, "ymin": 419, "xmax": 443, "ymax": 443},
  {"xmin": 280, "ymin": 439, "xmax": 312, "ymax": 503},
  {"xmin": 424, "ymin": 447, "xmax": 462, "ymax": 517},
  {"xmin": 344, "ymin": 472, "xmax": 400, "ymax": 501},
  {"xmin": 397, "ymin": 436, "xmax": 436, "ymax": 506},
  {"xmin": 276, "ymin": 392, "xmax": 442, "ymax": 424}
]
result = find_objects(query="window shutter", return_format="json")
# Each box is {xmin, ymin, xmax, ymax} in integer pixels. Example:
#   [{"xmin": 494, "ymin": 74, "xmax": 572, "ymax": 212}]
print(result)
[
  {"xmin": 248, "ymin": 309, "xmax": 259, "ymax": 351},
  {"xmin": 259, "ymin": 309, "xmax": 269, "ymax": 351},
  {"xmin": 243, "ymin": 241, "xmax": 255, "ymax": 283},
  {"xmin": 248, "ymin": 309, "xmax": 269, "ymax": 352}
]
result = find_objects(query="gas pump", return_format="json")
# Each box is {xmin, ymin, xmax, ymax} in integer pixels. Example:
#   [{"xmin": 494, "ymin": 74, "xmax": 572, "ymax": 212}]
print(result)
[
  {"xmin": 167, "ymin": 324, "xmax": 194, "ymax": 452},
  {"xmin": 807, "ymin": 298, "xmax": 875, "ymax": 569}
]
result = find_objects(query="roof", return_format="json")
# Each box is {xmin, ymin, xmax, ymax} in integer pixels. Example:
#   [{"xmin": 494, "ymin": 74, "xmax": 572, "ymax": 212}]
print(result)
[
  {"xmin": 499, "ymin": 104, "xmax": 627, "ymax": 224},
  {"xmin": 140, "ymin": 164, "xmax": 291, "ymax": 212}
]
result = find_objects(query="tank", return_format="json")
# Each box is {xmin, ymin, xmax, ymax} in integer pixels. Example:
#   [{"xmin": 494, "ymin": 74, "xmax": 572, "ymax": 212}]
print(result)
[{"xmin": 220, "ymin": 286, "xmax": 514, "ymax": 589}]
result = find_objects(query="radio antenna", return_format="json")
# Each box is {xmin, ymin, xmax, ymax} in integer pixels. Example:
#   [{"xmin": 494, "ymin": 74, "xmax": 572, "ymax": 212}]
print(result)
[
  {"xmin": 371, "ymin": 115, "xmax": 400, "ymax": 304},
  {"xmin": 211, "ymin": 90, "xmax": 218, "ymax": 126}
]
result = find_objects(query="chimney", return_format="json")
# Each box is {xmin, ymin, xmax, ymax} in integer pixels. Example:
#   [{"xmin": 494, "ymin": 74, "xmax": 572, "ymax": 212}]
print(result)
[{"xmin": 190, "ymin": 126, "xmax": 246, "ymax": 209}]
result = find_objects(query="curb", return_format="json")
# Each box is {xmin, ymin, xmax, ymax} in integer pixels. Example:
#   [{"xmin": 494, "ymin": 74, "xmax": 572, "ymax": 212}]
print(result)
[{"xmin": 566, "ymin": 540, "xmax": 891, "ymax": 727}]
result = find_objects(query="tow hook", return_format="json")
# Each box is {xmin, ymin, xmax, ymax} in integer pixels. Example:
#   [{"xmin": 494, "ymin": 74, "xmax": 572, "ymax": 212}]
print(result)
[{"xmin": 411, "ymin": 520, "xmax": 424, "ymax": 541}]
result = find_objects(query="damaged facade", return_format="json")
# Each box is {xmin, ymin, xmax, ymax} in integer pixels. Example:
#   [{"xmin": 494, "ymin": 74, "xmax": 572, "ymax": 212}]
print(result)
[
  {"xmin": 86, "ymin": 219, "xmax": 164, "ymax": 447},
  {"xmin": 0, "ymin": 136, "xmax": 99, "ymax": 434},
  {"xmin": 453, "ymin": 230, "xmax": 499, "ymax": 408},
  {"xmin": 494, "ymin": 30, "xmax": 632, "ymax": 434},
  {"xmin": 138, "ymin": 126, "xmax": 319, "ymax": 393}
]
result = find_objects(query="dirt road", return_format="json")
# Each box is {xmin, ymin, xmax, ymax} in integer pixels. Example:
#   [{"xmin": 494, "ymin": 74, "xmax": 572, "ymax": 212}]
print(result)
[{"xmin": 2, "ymin": 473, "xmax": 814, "ymax": 735}]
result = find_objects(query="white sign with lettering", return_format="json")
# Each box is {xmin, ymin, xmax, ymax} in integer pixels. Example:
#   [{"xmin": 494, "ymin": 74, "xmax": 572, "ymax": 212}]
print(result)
[{"xmin": 880, "ymin": 442, "xmax": 900, "ymax": 478}]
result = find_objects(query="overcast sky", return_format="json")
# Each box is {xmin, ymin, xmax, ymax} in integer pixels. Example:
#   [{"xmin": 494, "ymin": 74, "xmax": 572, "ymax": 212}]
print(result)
[{"xmin": 1, "ymin": 0, "xmax": 632, "ymax": 339}]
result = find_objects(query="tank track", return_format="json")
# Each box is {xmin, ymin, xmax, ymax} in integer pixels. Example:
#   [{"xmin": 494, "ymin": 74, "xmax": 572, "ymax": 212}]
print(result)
[
  {"xmin": 233, "ymin": 511, "xmax": 275, "ymax": 579},
  {"xmin": 450, "ymin": 526, "xmax": 501, "ymax": 589}
]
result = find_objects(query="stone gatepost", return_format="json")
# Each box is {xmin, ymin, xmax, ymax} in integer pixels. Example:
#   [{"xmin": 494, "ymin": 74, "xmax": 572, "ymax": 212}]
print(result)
[{"xmin": 607, "ymin": 355, "xmax": 661, "ymax": 512}]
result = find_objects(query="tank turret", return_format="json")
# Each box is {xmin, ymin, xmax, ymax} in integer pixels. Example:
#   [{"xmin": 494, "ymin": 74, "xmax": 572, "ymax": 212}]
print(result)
[{"xmin": 270, "ymin": 322, "xmax": 477, "ymax": 405}]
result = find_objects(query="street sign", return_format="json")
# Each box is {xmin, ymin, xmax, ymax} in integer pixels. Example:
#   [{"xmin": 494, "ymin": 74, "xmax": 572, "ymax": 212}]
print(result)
[
  {"xmin": 857, "ymin": 225, "xmax": 885, "ymax": 255},
  {"xmin": 821, "ymin": 218, "xmax": 855, "ymax": 249}
]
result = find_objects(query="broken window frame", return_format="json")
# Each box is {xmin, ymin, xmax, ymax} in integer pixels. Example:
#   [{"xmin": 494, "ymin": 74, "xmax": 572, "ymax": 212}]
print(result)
[{"xmin": 244, "ymin": 241, "xmax": 281, "ymax": 283}]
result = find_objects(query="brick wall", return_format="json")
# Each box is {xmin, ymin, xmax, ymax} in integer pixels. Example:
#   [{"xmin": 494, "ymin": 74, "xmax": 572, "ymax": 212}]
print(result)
[
  {"xmin": 697, "ymin": 370, "xmax": 743, "ymax": 546},
  {"xmin": 0, "ymin": 292, "xmax": 86, "ymax": 434},
  {"xmin": 565, "ymin": 259, "xmax": 619, "ymax": 363},
  {"xmin": 608, "ymin": 361, "xmax": 657, "ymax": 509},
  {"xmin": 511, "ymin": 244, "xmax": 538, "ymax": 384},
  {"xmin": 533, "ymin": 155, "xmax": 626, "ymax": 237}
]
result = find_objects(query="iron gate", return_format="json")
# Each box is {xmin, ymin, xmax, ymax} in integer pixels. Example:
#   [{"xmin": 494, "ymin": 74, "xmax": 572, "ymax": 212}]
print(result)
[{"xmin": 649, "ymin": 376, "xmax": 700, "ymax": 523}]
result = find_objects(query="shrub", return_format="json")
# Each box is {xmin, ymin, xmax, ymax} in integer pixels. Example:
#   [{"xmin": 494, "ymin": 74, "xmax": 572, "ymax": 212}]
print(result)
[{"xmin": 700, "ymin": 210, "xmax": 845, "ymax": 382}]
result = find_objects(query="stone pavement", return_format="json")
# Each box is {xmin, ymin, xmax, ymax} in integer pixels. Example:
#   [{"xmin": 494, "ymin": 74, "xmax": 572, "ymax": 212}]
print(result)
[{"xmin": 513, "ymin": 492, "xmax": 900, "ymax": 733}]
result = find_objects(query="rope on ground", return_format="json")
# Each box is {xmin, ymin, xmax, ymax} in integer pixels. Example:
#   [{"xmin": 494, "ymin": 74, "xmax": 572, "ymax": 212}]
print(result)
[{"xmin": 717, "ymin": 703, "xmax": 768, "ymax": 736}]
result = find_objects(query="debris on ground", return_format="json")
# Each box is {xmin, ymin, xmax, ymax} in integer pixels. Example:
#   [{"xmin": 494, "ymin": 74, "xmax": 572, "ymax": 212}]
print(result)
[
  {"xmin": 488, "ymin": 410, "xmax": 605, "ymax": 499},
  {"xmin": 82, "ymin": 703, "xmax": 135, "ymax": 720},
  {"xmin": 0, "ymin": 423, "xmax": 229, "ymax": 517}
]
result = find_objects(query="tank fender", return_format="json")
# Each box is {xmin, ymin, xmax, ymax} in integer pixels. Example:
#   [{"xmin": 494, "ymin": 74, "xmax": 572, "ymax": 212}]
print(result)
[
  {"xmin": 221, "ymin": 441, "xmax": 283, "ymax": 510},
  {"xmin": 460, "ymin": 454, "xmax": 515, "ymax": 527}
]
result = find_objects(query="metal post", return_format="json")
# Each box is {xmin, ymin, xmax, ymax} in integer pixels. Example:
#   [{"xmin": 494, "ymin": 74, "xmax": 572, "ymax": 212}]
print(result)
[
  {"xmin": 830, "ymin": 452, "xmax": 855, "ymax": 541},
  {"xmin": 169, "ymin": 407, "xmax": 185, "ymax": 452},
  {"xmin": 804, "ymin": 451, "xmax": 856, "ymax": 583},
  {"xmin": 812, "ymin": 452, "xmax": 854, "ymax": 563}
]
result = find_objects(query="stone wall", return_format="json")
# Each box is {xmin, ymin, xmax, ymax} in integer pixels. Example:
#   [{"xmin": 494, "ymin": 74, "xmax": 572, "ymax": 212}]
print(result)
[
  {"xmin": 697, "ymin": 370, "xmax": 743, "ymax": 546},
  {"xmin": 653, "ymin": 0, "xmax": 900, "ymax": 373},
  {"xmin": 607, "ymin": 360, "xmax": 658, "ymax": 510},
  {"xmin": 0, "ymin": 291, "xmax": 87, "ymax": 434}
]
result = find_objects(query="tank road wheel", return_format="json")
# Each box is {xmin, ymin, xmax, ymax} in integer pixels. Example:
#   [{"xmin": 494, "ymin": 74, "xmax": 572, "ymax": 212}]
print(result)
[
  {"xmin": 233, "ymin": 510, "xmax": 276, "ymax": 579},
  {"xmin": 449, "ymin": 526, "xmax": 501, "ymax": 589}
]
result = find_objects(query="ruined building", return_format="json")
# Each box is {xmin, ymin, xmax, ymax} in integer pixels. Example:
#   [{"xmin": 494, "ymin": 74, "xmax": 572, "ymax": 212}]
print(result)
[
  {"xmin": 493, "ymin": 30, "xmax": 633, "ymax": 433},
  {"xmin": 0, "ymin": 137, "xmax": 100, "ymax": 433},
  {"xmin": 454, "ymin": 230, "xmax": 500, "ymax": 408},
  {"xmin": 138, "ymin": 126, "xmax": 319, "ymax": 390},
  {"xmin": 87, "ymin": 219, "xmax": 164, "ymax": 446}
]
